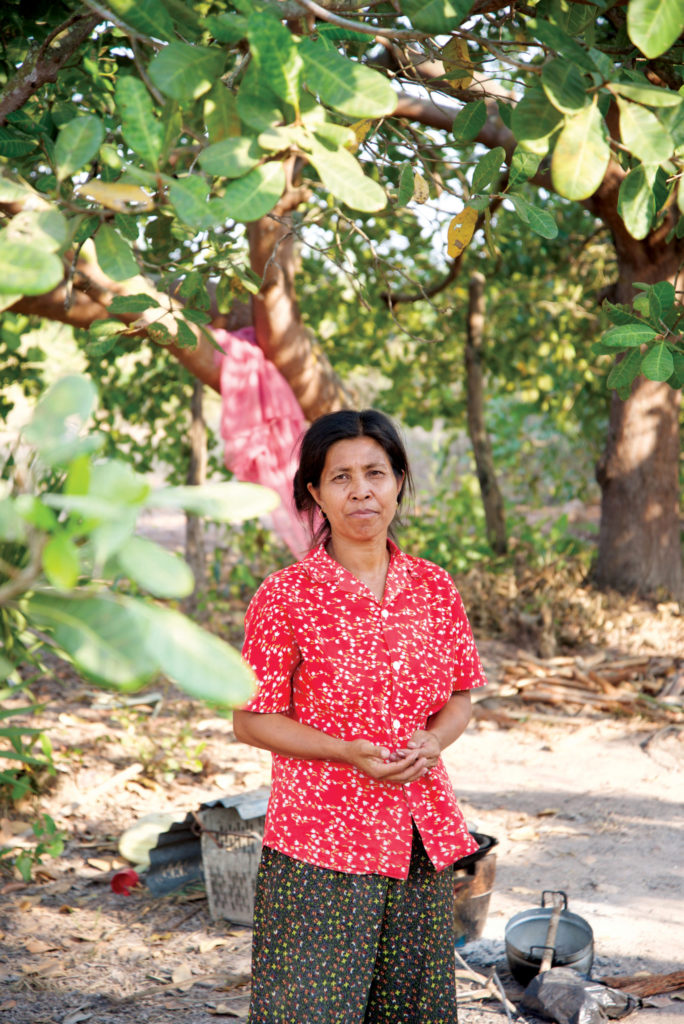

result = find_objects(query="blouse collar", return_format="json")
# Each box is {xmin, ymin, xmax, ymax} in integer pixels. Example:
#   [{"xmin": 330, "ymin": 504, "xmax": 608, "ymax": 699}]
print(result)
[{"xmin": 302, "ymin": 538, "xmax": 426, "ymax": 601}]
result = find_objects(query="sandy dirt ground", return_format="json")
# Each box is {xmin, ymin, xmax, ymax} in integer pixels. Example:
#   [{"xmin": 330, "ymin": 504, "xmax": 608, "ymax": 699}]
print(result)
[{"xmin": 0, "ymin": 628, "xmax": 682, "ymax": 1024}]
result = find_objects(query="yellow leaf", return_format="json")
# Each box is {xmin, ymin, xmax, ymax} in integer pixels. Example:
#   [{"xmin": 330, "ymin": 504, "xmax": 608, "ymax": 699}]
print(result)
[
  {"xmin": 442, "ymin": 37, "xmax": 473, "ymax": 89},
  {"xmin": 199, "ymin": 938, "xmax": 229, "ymax": 954},
  {"xmin": 447, "ymin": 206, "xmax": 478, "ymax": 258},
  {"xmin": 173, "ymin": 962, "xmax": 196, "ymax": 992},
  {"xmin": 413, "ymin": 172, "xmax": 430, "ymax": 204},
  {"xmin": 348, "ymin": 119, "xmax": 374, "ymax": 151},
  {"xmin": 75, "ymin": 181, "xmax": 155, "ymax": 212}
]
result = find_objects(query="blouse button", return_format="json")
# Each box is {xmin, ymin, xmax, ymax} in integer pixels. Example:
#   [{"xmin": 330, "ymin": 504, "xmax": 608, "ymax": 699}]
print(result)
[
  {"xmin": 392, "ymin": 661, "xmax": 402, "ymax": 672},
  {"xmin": 392, "ymin": 718, "xmax": 401, "ymax": 729},
  {"xmin": 381, "ymin": 609, "xmax": 389, "ymax": 618}
]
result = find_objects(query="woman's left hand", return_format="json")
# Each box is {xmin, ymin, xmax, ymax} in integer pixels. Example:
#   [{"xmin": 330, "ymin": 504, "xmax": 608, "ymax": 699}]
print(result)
[{"xmin": 390, "ymin": 730, "xmax": 442, "ymax": 778}]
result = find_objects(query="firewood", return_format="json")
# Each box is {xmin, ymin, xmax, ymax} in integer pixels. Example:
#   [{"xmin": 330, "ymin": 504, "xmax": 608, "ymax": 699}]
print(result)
[{"xmin": 598, "ymin": 970, "xmax": 684, "ymax": 997}]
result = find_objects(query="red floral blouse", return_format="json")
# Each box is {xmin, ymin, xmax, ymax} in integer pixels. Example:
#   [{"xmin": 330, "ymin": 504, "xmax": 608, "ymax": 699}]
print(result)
[{"xmin": 241, "ymin": 541, "xmax": 487, "ymax": 879}]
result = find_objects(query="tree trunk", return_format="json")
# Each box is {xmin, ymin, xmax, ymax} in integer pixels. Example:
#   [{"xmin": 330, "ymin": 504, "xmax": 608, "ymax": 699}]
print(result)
[
  {"xmin": 248, "ymin": 186, "xmax": 353, "ymax": 421},
  {"xmin": 185, "ymin": 379, "xmax": 208, "ymax": 614},
  {"xmin": 593, "ymin": 228, "xmax": 683, "ymax": 599},
  {"xmin": 595, "ymin": 378, "xmax": 682, "ymax": 598},
  {"xmin": 465, "ymin": 272, "xmax": 507, "ymax": 555}
]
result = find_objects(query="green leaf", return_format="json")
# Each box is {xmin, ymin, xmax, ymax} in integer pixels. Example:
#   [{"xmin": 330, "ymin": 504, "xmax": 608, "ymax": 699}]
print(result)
[
  {"xmin": 204, "ymin": 12, "xmax": 249, "ymax": 43},
  {"xmin": 471, "ymin": 147, "xmax": 505, "ymax": 193},
  {"xmin": 451, "ymin": 100, "xmax": 487, "ymax": 144},
  {"xmin": 108, "ymin": 293, "xmax": 162, "ymax": 313},
  {"xmin": 611, "ymin": 81, "xmax": 683, "ymax": 108},
  {"xmin": 174, "ymin": 317, "xmax": 197, "ymax": 348},
  {"xmin": 617, "ymin": 164, "xmax": 655, "ymax": 240},
  {"xmin": 541, "ymin": 59, "xmax": 588, "ymax": 114},
  {"xmin": 306, "ymin": 141, "xmax": 386, "ymax": 213},
  {"xmin": 509, "ymin": 148, "xmax": 542, "ymax": 187},
  {"xmin": 115, "ymin": 77, "xmax": 164, "ymax": 169},
  {"xmin": 116, "ymin": 535, "xmax": 194, "ymax": 598},
  {"xmin": 601, "ymin": 322, "xmax": 658, "ymax": 347},
  {"xmin": 104, "ymin": 0, "xmax": 175, "ymax": 41},
  {"xmin": 509, "ymin": 195, "xmax": 558, "ymax": 239},
  {"xmin": 87, "ymin": 319, "xmax": 125, "ymax": 357},
  {"xmin": 641, "ymin": 341, "xmax": 674, "ymax": 381},
  {"xmin": 312, "ymin": 122, "xmax": 355, "ymax": 150},
  {"xmin": 511, "ymin": 85, "xmax": 563, "ymax": 155},
  {"xmin": 300, "ymin": 38, "xmax": 396, "ymax": 118},
  {"xmin": 94, "ymin": 225, "xmax": 139, "ymax": 281},
  {"xmin": 169, "ymin": 178, "xmax": 222, "ymax": 229},
  {"xmin": 91, "ymin": 513, "xmax": 138, "ymax": 568},
  {"xmin": 199, "ymin": 136, "xmax": 262, "ymax": 178},
  {"xmin": 204, "ymin": 84, "xmax": 241, "ymax": 143},
  {"xmin": 0, "ymin": 236, "xmax": 63, "ymax": 296},
  {"xmin": 247, "ymin": 12, "xmax": 303, "ymax": 113},
  {"xmin": 148, "ymin": 43, "xmax": 226, "ymax": 102},
  {"xmin": 606, "ymin": 347, "xmax": 643, "ymax": 398},
  {"xmin": 531, "ymin": 19, "xmax": 598, "ymax": 73},
  {"xmin": 551, "ymin": 101, "xmax": 610, "ymax": 201},
  {"xmin": 90, "ymin": 460, "xmax": 149, "ymax": 504},
  {"xmin": 0, "ymin": 655, "xmax": 15, "ymax": 682},
  {"xmin": 158, "ymin": 99, "xmax": 182, "ymax": 164},
  {"xmin": 219, "ymin": 161, "xmax": 287, "ymax": 222},
  {"xmin": 131, "ymin": 600, "xmax": 255, "ymax": 706},
  {"xmin": 54, "ymin": 116, "xmax": 104, "ymax": 180},
  {"xmin": 616, "ymin": 97, "xmax": 674, "ymax": 164},
  {"xmin": 401, "ymin": 0, "xmax": 473, "ymax": 33},
  {"xmin": 237, "ymin": 62, "xmax": 285, "ymax": 131},
  {"xmin": 647, "ymin": 281, "xmax": 676, "ymax": 320},
  {"xmin": 22, "ymin": 375, "xmax": 98, "ymax": 466},
  {"xmin": 0, "ymin": 126, "xmax": 37, "ymax": 158},
  {"xmin": 6, "ymin": 209, "xmax": 68, "ymax": 253},
  {"xmin": 670, "ymin": 351, "xmax": 684, "ymax": 387},
  {"xmin": 27, "ymin": 593, "xmax": 159, "ymax": 690},
  {"xmin": 627, "ymin": 0, "xmax": 684, "ymax": 59},
  {"xmin": 148, "ymin": 481, "xmax": 279, "ymax": 522},
  {"xmin": 603, "ymin": 301, "xmax": 649, "ymax": 327},
  {"xmin": 397, "ymin": 164, "xmax": 415, "ymax": 207},
  {"xmin": 42, "ymin": 534, "xmax": 80, "ymax": 591},
  {"xmin": 0, "ymin": 498, "xmax": 26, "ymax": 543},
  {"xmin": 0, "ymin": 175, "xmax": 31, "ymax": 202}
]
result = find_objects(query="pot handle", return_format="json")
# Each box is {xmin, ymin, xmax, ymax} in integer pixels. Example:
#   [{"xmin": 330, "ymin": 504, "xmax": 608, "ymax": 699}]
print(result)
[
  {"xmin": 541, "ymin": 889, "xmax": 567, "ymax": 909},
  {"xmin": 529, "ymin": 944, "xmax": 555, "ymax": 962}
]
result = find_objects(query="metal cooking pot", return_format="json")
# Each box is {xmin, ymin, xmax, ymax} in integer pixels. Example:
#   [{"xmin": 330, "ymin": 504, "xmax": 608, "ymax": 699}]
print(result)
[{"xmin": 505, "ymin": 891, "xmax": 594, "ymax": 986}]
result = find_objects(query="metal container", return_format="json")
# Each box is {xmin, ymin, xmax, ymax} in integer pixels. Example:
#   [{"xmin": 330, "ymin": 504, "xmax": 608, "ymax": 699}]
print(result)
[
  {"xmin": 505, "ymin": 891, "xmax": 594, "ymax": 985},
  {"xmin": 453, "ymin": 832, "xmax": 498, "ymax": 946}
]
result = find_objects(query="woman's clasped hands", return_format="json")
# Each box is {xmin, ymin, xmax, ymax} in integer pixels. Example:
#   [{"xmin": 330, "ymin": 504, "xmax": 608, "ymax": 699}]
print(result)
[{"xmin": 346, "ymin": 730, "xmax": 442, "ymax": 784}]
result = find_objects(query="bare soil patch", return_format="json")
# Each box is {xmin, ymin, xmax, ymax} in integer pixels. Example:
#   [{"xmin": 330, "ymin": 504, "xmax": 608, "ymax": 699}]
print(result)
[{"xmin": 1, "ymin": 591, "xmax": 682, "ymax": 1024}]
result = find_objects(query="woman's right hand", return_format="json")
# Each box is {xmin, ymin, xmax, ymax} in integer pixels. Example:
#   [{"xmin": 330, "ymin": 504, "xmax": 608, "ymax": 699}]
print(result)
[{"xmin": 345, "ymin": 738, "xmax": 426, "ymax": 783}]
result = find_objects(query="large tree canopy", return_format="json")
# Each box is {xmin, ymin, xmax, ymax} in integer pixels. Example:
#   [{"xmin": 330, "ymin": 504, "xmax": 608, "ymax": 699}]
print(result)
[{"xmin": 1, "ymin": 0, "xmax": 683, "ymax": 595}]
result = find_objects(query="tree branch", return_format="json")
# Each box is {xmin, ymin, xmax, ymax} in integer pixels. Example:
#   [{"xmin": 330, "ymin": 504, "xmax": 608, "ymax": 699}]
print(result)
[
  {"xmin": 382, "ymin": 186, "xmax": 506, "ymax": 306},
  {"xmin": 292, "ymin": 0, "xmax": 428, "ymax": 39},
  {"xmin": 10, "ymin": 259, "xmax": 224, "ymax": 394},
  {"xmin": 248, "ymin": 181, "xmax": 354, "ymax": 419},
  {"xmin": 0, "ymin": 13, "xmax": 100, "ymax": 125}
]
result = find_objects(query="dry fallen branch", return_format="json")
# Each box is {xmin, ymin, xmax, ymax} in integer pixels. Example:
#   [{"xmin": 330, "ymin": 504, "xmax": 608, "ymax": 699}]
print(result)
[
  {"xmin": 598, "ymin": 970, "xmax": 684, "ymax": 997},
  {"xmin": 454, "ymin": 954, "xmax": 518, "ymax": 1016},
  {"xmin": 482, "ymin": 651, "xmax": 683, "ymax": 724}
]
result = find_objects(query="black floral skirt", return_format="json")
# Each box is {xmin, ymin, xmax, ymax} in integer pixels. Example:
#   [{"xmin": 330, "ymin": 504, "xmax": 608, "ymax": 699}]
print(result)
[{"xmin": 247, "ymin": 827, "xmax": 458, "ymax": 1024}]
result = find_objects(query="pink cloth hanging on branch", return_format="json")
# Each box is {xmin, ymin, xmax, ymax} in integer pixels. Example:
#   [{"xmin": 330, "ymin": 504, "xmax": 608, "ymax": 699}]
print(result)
[{"xmin": 213, "ymin": 327, "xmax": 310, "ymax": 559}]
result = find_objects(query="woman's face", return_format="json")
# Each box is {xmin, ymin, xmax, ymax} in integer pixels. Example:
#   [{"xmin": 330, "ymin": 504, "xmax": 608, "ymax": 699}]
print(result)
[{"xmin": 307, "ymin": 436, "xmax": 404, "ymax": 547}]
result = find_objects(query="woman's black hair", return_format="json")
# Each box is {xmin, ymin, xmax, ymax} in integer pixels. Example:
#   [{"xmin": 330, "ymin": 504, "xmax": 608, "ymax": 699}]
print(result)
[{"xmin": 293, "ymin": 409, "xmax": 414, "ymax": 547}]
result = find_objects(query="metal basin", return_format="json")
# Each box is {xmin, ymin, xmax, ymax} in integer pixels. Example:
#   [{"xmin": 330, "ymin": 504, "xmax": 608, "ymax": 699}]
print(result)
[{"xmin": 505, "ymin": 894, "xmax": 594, "ymax": 985}]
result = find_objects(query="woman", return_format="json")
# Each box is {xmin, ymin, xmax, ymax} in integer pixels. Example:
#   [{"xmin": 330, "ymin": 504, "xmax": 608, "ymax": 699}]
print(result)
[{"xmin": 233, "ymin": 410, "xmax": 487, "ymax": 1024}]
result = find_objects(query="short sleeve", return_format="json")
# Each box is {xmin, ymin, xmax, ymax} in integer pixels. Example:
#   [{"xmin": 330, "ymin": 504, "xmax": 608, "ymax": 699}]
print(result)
[
  {"xmin": 449, "ymin": 585, "xmax": 488, "ymax": 692},
  {"xmin": 241, "ymin": 580, "xmax": 301, "ymax": 713}
]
